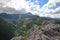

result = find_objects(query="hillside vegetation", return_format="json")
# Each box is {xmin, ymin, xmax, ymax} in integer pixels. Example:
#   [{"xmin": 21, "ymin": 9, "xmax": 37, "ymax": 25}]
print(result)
[
  {"xmin": 0, "ymin": 14, "xmax": 60, "ymax": 40},
  {"xmin": 11, "ymin": 16, "xmax": 60, "ymax": 40},
  {"xmin": 0, "ymin": 15, "xmax": 48, "ymax": 40}
]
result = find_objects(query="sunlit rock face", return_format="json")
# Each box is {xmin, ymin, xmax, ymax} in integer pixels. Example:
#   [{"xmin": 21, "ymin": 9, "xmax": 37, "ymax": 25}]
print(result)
[
  {"xmin": 27, "ymin": 20, "xmax": 60, "ymax": 40},
  {"xmin": 11, "ymin": 20, "xmax": 60, "ymax": 40}
]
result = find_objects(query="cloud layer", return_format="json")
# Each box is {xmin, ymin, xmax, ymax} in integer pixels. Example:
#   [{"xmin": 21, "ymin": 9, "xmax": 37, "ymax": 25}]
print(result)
[
  {"xmin": 0, "ymin": 0, "xmax": 60, "ymax": 18},
  {"xmin": 0, "ymin": 0, "xmax": 30, "ymax": 13},
  {"xmin": 39, "ymin": 0, "xmax": 60, "ymax": 18}
]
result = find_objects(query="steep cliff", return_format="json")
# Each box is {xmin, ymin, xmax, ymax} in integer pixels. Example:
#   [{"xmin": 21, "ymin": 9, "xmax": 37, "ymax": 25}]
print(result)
[
  {"xmin": 11, "ymin": 17, "xmax": 60, "ymax": 40},
  {"xmin": 27, "ymin": 20, "xmax": 60, "ymax": 40}
]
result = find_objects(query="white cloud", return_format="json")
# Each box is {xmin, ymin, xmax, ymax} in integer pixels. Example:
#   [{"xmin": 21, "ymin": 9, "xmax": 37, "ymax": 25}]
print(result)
[
  {"xmin": 0, "ymin": 0, "xmax": 40, "ymax": 14},
  {"xmin": 0, "ymin": 0, "xmax": 28, "ymax": 10},
  {"xmin": 0, "ymin": 0, "xmax": 60, "ymax": 18},
  {"xmin": 0, "ymin": 7, "xmax": 27, "ymax": 14},
  {"xmin": 42, "ymin": 0, "xmax": 60, "ymax": 9},
  {"xmin": 39, "ymin": 0, "xmax": 60, "ymax": 18},
  {"xmin": 39, "ymin": 7, "xmax": 60, "ymax": 18},
  {"xmin": 54, "ymin": 7, "xmax": 60, "ymax": 14},
  {"xmin": 0, "ymin": 0, "xmax": 31, "ymax": 13}
]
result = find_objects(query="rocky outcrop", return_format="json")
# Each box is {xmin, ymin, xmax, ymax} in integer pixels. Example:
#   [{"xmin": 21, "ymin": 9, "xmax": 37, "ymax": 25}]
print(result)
[
  {"xmin": 11, "ymin": 20, "xmax": 60, "ymax": 40},
  {"xmin": 27, "ymin": 20, "xmax": 60, "ymax": 40}
]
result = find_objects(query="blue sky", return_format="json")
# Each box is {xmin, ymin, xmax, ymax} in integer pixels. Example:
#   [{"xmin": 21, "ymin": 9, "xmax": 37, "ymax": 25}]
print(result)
[
  {"xmin": 26, "ymin": 0, "xmax": 60, "ymax": 18},
  {"xmin": 26, "ymin": 0, "xmax": 49, "ymax": 7},
  {"xmin": 37, "ymin": 0, "xmax": 49, "ymax": 7},
  {"xmin": 27, "ymin": 0, "xmax": 60, "ymax": 9},
  {"xmin": 49, "ymin": 2, "xmax": 60, "ymax": 9}
]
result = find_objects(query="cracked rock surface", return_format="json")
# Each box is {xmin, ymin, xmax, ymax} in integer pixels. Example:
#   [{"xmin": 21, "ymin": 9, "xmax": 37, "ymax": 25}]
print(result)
[
  {"xmin": 27, "ymin": 20, "xmax": 60, "ymax": 40},
  {"xmin": 11, "ymin": 20, "xmax": 60, "ymax": 40}
]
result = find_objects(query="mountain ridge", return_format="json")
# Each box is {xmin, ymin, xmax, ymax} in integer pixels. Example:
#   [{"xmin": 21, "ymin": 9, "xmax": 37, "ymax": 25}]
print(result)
[
  {"xmin": 11, "ymin": 17, "xmax": 60, "ymax": 40},
  {"xmin": 0, "ymin": 12, "xmax": 34, "ymax": 21}
]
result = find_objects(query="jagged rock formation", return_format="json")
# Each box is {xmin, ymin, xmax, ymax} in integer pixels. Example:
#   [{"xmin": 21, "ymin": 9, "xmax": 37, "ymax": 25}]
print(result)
[
  {"xmin": 11, "ymin": 20, "xmax": 60, "ymax": 40},
  {"xmin": 27, "ymin": 20, "xmax": 60, "ymax": 40}
]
